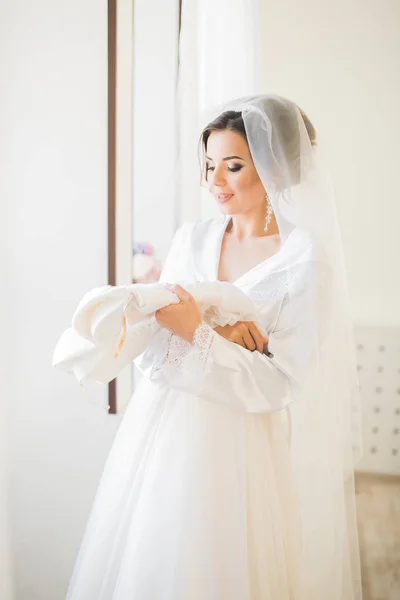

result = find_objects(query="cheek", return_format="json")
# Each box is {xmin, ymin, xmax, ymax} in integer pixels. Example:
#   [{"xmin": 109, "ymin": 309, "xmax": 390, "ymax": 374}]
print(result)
[{"xmin": 232, "ymin": 170, "xmax": 263, "ymax": 196}]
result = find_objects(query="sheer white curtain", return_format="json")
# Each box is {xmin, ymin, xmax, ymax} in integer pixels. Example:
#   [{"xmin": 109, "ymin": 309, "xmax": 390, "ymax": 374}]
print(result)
[{"xmin": 177, "ymin": 0, "xmax": 262, "ymax": 222}]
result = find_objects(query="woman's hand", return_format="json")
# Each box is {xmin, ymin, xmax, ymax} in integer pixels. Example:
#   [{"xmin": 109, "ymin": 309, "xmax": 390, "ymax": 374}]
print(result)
[
  {"xmin": 155, "ymin": 284, "xmax": 203, "ymax": 343},
  {"xmin": 213, "ymin": 321, "xmax": 268, "ymax": 353}
]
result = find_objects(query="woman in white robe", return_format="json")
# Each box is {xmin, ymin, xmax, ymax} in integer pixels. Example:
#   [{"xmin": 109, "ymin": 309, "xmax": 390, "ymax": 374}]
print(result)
[{"xmin": 64, "ymin": 95, "xmax": 362, "ymax": 600}]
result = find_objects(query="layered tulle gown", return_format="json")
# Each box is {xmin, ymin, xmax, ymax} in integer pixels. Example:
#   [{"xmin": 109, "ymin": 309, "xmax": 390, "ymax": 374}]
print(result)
[{"xmin": 65, "ymin": 215, "xmax": 347, "ymax": 600}]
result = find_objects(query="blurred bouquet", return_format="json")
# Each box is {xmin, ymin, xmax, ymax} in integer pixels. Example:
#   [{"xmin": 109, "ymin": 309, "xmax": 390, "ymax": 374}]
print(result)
[{"xmin": 132, "ymin": 241, "xmax": 162, "ymax": 283}]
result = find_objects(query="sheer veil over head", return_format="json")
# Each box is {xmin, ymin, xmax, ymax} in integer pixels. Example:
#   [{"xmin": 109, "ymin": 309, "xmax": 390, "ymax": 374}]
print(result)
[{"xmin": 200, "ymin": 94, "xmax": 362, "ymax": 599}]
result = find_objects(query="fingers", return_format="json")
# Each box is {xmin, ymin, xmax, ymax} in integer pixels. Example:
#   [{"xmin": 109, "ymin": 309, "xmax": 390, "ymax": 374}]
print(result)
[
  {"xmin": 246, "ymin": 322, "xmax": 269, "ymax": 353},
  {"xmin": 230, "ymin": 322, "xmax": 255, "ymax": 351},
  {"xmin": 213, "ymin": 325, "xmax": 246, "ymax": 349},
  {"xmin": 241, "ymin": 326, "xmax": 257, "ymax": 352},
  {"xmin": 154, "ymin": 308, "xmax": 166, "ymax": 325},
  {"xmin": 164, "ymin": 283, "xmax": 193, "ymax": 303},
  {"xmin": 233, "ymin": 321, "xmax": 268, "ymax": 353},
  {"xmin": 231, "ymin": 333, "xmax": 248, "ymax": 349}
]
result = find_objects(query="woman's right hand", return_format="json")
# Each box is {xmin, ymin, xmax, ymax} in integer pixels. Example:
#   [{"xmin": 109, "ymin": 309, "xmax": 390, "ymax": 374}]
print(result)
[{"xmin": 213, "ymin": 321, "xmax": 268, "ymax": 353}]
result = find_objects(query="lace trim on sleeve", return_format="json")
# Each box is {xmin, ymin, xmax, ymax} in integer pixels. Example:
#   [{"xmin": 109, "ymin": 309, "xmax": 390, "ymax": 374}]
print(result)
[{"xmin": 149, "ymin": 321, "xmax": 216, "ymax": 391}]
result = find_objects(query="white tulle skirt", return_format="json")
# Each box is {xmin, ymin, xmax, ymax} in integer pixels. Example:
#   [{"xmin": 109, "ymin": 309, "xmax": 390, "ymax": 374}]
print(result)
[{"xmin": 66, "ymin": 376, "xmax": 304, "ymax": 600}]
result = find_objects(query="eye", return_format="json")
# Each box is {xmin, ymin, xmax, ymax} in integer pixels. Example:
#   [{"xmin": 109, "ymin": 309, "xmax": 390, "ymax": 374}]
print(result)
[
  {"xmin": 228, "ymin": 164, "xmax": 243, "ymax": 172},
  {"xmin": 205, "ymin": 163, "xmax": 243, "ymax": 173}
]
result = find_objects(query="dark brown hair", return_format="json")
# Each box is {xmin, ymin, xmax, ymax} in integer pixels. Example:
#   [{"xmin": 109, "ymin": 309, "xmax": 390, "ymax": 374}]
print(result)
[{"xmin": 199, "ymin": 99, "xmax": 317, "ymax": 185}]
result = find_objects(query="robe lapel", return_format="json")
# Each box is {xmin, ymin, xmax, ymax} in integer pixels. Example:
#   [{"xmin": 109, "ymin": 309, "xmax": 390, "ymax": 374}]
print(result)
[{"xmin": 189, "ymin": 216, "xmax": 229, "ymax": 283}]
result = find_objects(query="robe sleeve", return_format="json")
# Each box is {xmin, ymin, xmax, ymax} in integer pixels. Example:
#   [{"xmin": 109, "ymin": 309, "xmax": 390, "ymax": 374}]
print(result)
[{"xmin": 136, "ymin": 260, "xmax": 332, "ymax": 413}]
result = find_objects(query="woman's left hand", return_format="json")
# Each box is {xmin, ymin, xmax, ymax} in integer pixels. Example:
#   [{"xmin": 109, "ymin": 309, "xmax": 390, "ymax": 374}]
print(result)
[{"xmin": 155, "ymin": 284, "xmax": 203, "ymax": 343}]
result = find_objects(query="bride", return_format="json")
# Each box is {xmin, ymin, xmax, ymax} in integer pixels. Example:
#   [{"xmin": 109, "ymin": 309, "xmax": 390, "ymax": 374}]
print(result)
[{"xmin": 65, "ymin": 95, "xmax": 362, "ymax": 600}]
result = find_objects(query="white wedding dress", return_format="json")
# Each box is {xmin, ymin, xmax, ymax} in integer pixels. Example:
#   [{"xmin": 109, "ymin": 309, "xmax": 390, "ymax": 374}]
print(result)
[{"xmin": 65, "ymin": 215, "xmax": 330, "ymax": 600}]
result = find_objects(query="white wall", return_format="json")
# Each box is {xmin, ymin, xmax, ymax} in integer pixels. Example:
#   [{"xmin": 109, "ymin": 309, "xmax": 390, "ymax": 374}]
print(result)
[
  {"xmin": 259, "ymin": 0, "xmax": 400, "ymax": 327},
  {"xmin": 0, "ymin": 1, "xmax": 16, "ymax": 587},
  {"xmin": 2, "ymin": 1, "xmax": 123, "ymax": 599}
]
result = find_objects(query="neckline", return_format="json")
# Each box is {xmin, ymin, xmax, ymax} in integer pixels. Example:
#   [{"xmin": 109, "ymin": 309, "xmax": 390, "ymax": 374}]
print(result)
[{"xmin": 215, "ymin": 215, "xmax": 284, "ymax": 285}]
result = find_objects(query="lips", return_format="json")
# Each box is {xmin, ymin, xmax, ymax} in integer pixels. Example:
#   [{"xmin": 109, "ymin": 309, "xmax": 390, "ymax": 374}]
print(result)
[{"xmin": 216, "ymin": 193, "xmax": 234, "ymax": 203}]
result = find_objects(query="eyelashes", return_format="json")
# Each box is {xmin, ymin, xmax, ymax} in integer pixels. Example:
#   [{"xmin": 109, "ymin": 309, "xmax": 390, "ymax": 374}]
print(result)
[{"xmin": 206, "ymin": 164, "xmax": 243, "ymax": 173}]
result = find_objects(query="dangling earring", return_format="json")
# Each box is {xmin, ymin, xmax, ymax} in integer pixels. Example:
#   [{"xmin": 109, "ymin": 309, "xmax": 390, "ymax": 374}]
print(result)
[{"xmin": 264, "ymin": 193, "xmax": 273, "ymax": 232}]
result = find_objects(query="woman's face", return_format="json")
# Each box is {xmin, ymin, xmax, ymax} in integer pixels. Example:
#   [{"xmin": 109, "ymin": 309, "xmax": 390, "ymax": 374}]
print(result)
[{"xmin": 205, "ymin": 130, "xmax": 265, "ymax": 215}]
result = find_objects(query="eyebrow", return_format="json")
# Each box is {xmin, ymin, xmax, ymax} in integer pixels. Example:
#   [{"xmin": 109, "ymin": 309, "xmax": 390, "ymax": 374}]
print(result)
[{"xmin": 205, "ymin": 155, "xmax": 245, "ymax": 162}]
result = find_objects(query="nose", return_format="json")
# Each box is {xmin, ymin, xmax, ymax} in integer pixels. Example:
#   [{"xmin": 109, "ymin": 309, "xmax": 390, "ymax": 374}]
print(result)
[{"xmin": 210, "ymin": 164, "xmax": 226, "ymax": 188}]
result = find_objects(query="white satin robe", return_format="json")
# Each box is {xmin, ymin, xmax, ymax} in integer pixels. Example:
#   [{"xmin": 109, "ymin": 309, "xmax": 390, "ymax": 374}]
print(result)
[{"xmin": 65, "ymin": 215, "xmax": 327, "ymax": 600}]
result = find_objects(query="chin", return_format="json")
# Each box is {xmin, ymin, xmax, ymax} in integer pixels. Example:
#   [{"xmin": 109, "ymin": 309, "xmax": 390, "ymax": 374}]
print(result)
[{"xmin": 217, "ymin": 202, "xmax": 236, "ymax": 214}]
